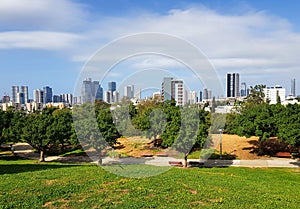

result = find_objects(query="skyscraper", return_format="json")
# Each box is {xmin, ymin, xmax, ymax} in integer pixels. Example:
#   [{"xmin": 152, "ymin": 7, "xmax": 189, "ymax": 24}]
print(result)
[
  {"xmin": 203, "ymin": 88, "xmax": 208, "ymax": 100},
  {"xmin": 81, "ymin": 78, "xmax": 103, "ymax": 103},
  {"xmin": 291, "ymin": 78, "xmax": 296, "ymax": 97},
  {"xmin": 108, "ymin": 81, "xmax": 117, "ymax": 102},
  {"xmin": 34, "ymin": 89, "xmax": 44, "ymax": 104},
  {"xmin": 20, "ymin": 86, "xmax": 29, "ymax": 103},
  {"xmin": 11, "ymin": 86, "xmax": 19, "ymax": 103},
  {"xmin": 241, "ymin": 82, "xmax": 247, "ymax": 97},
  {"xmin": 226, "ymin": 73, "xmax": 240, "ymax": 98},
  {"xmin": 16, "ymin": 92, "xmax": 25, "ymax": 104},
  {"xmin": 162, "ymin": 77, "xmax": 173, "ymax": 101},
  {"xmin": 124, "ymin": 85, "xmax": 134, "ymax": 99},
  {"xmin": 43, "ymin": 86, "xmax": 53, "ymax": 104},
  {"xmin": 162, "ymin": 77, "xmax": 186, "ymax": 106}
]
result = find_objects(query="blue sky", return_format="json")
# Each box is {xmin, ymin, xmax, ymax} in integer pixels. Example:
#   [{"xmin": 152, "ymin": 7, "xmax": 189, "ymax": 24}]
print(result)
[{"xmin": 1, "ymin": 0, "xmax": 300, "ymax": 98}]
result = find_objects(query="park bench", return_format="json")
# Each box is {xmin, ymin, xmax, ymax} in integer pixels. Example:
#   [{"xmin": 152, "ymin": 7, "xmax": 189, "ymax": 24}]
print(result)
[
  {"xmin": 275, "ymin": 152, "xmax": 291, "ymax": 158},
  {"xmin": 156, "ymin": 152, "xmax": 168, "ymax": 157},
  {"xmin": 140, "ymin": 153, "xmax": 153, "ymax": 157}
]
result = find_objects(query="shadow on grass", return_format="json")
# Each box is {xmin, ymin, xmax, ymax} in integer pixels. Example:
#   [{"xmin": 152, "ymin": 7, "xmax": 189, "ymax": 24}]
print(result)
[
  {"xmin": 0, "ymin": 154, "xmax": 81, "ymax": 175},
  {"xmin": 0, "ymin": 163, "xmax": 81, "ymax": 175}
]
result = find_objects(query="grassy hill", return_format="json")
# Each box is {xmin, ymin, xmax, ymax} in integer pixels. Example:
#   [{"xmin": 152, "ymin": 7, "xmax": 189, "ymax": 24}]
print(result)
[{"xmin": 0, "ymin": 157, "xmax": 300, "ymax": 208}]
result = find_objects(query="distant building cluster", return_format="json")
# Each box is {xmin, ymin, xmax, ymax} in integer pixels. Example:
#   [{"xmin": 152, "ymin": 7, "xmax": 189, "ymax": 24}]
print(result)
[
  {"xmin": 1, "ymin": 85, "xmax": 74, "ymax": 112},
  {"xmin": 0, "ymin": 74, "xmax": 298, "ymax": 112}
]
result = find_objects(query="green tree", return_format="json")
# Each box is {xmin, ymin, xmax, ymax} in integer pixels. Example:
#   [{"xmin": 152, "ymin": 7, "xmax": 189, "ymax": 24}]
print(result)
[
  {"xmin": 172, "ymin": 107, "xmax": 208, "ymax": 167},
  {"xmin": 73, "ymin": 103, "xmax": 120, "ymax": 165},
  {"xmin": 22, "ymin": 109, "xmax": 55, "ymax": 161}
]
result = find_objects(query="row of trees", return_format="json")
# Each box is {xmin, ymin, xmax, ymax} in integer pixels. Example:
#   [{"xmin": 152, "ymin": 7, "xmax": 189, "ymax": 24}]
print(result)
[
  {"xmin": 0, "ymin": 107, "xmax": 75, "ymax": 161},
  {"xmin": 225, "ymin": 85, "xmax": 300, "ymax": 154}
]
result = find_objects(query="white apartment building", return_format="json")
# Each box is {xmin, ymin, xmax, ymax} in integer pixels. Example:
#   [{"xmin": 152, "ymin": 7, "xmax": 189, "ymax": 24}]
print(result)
[{"xmin": 264, "ymin": 85, "xmax": 286, "ymax": 104}]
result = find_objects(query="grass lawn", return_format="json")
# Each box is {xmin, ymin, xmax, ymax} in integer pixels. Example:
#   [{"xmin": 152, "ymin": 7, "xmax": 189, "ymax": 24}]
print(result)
[{"xmin": 0, "ymin": 157, "xmax": 300, "ymax": 208}]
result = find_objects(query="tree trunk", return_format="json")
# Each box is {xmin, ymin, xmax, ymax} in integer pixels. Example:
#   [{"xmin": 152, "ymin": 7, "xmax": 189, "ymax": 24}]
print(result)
[
  {"xmin": 98, "ymin": 156, "xmax": 103, "ymax": 166},
  {"xmin": 39, "ymin": 149, "xmax": 45, "ymax": 162},
  {"xmin": 183, "ymin": 154, "xmax": 188, "ymax": 167}
]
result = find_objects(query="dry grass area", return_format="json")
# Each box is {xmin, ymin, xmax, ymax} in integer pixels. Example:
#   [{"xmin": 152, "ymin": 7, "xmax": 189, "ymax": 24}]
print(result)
[
  {"xmin": 115, "ymin": 134, "xmax": 269, "ymax": 160},
  {"xmin": 115, "ymin": 136, "xmax": 165, "ymax": 157},
  {"xmin": 211, "ymin": 134, "xmax": 268, "ymax": 160}
]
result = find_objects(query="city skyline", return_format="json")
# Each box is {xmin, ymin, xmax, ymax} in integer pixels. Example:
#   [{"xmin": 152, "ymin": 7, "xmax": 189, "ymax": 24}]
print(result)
[{"xmin": 1, "ymin": 1, "xmax": 300, "ymax": 98}]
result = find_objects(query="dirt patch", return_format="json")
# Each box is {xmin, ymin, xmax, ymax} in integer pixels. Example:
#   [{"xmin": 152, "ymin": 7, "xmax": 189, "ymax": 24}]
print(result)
[
  {"xmin": 114, "ymin": 137, "xmax": 165, "ymax": 157},
  {"xmin": 211, "ymin": 134, "xmax": 269, "ymax": 160}
]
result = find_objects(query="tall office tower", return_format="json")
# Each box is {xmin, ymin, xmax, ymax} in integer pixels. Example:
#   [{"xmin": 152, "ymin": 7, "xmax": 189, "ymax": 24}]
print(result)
[
  {"xmin": 188, "ymin": 91, "xmax": 198, "ymax": 104},
  {"xmin": 11, "ymin": 86, "xmax": 19, "ymax": 103},
  {"xmin": 113, "ymin": 91, "xmax": 120, "ymax": 103},
  {"xmin": 92, "ymin": 81, "xmax": 103, "ymax": 101},
  {"xmin": 16, "ymin": 92, "xmax": 25, "ymax": 104},
  {"xmin": 108, "ymin": 81, "xmax": 117, "ymax": 102},
  {"xmin": 203, "ymin": 88, "xmax": 208, "ymax": 100},
  {"xmin": 208, "ymin": 89, "xmax": 212, "ymax": 100},
  {"xmin": 199, "ymin": 91, "xmax": 203, "ymax": 102},
  {"xmin": 162, "ymin": 77, "xmax": 173, "ymax": 101},
  {"xmin": 291, "ymin": 79, "xmax": 296, "ymax": 96},
  {"xmin": 241, "ymin": 82, "xmax": 247, "ymax": 97},
  {"xmin": 61, "ymin": 94, "xmax": 73, "ymax": 105},
  {"xmin": 81, "ymin": 78, "xmax": 93, "ymax": 103},
  {"xmin": 53, "ymin": 95, "xmax": 61, "ymax": 103},
  {"xmin": 81, "ymin": 78, "xmax": 103, "ymax": 103},
  {"xmin": 104, "ymin": 91, "xmax": 111, "ymax": 103},
  {"xmin": 124, "ymin": 85, "xmax": 134, "ymax": 99},
  {"xmin": 226, "ymin": 73, "xmax": 240, "ymax": 98},
  {"xmin": 20, "ymin": 86, "xmax": 29, "ymax": 103},
  {"xmin": 95, "ymin": 83, "xmax": 103, "ymax": 101},
  {"xmin": 33, "ymin": 89, "xmax": 44, "ymax": 104},
  {"xmin": 43, "ymin": 86, "xmax": 53, "ymax": 104},
  {"xmin": 108, "ymin": 81, "xmax": 117, "ymax": 92}
]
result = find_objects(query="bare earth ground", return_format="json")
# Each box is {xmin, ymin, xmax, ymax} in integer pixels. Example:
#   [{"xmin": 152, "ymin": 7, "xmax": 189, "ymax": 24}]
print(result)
[
  {"xmin": 115, "ymin": 135, "xmax": 267, "ymax": 160},
  {"xmin": 0, "ymin": 135, "xmax": 285, "ymax": 161}
]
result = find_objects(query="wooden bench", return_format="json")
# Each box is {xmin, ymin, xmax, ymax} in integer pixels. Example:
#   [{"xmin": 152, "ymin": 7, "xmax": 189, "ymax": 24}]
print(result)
[
  {"xmin": 275, "ymin": 152, "xmax": 291, "ymax": 158},
  {"xmin": 156, "ymin": 152, "xmax": 168, "ymax": 157},
  {"xmin": 140, "ymin": 153, "xmax": 153, "ymax": 157}
]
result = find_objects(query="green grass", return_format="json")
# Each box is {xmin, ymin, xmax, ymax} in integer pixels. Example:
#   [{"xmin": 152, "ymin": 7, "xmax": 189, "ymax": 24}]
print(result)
[{"xmin": 0, "ymin": 157, "xmax": 300, "ymax": 208}]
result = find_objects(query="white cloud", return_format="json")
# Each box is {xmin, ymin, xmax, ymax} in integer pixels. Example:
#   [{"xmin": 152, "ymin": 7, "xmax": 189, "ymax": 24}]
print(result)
[
  {"xmin": 0, "ymin": 31, "xmax": 82, "ymax": 50},
  {"xmin": 0, "ymin": 0, "xmax": 87, "ymax": 30}
]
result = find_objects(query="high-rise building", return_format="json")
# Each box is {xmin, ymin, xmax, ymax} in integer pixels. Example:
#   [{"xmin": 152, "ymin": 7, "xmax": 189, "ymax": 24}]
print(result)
[
  {"xmin": 104, "ymin": 91, "xmax": 111, "ymax": 103},
  {"xmin": 199, "ymin": 91, "xmax": 203, "ymax": 102},
  {"xmin": 208, "ymin": 89, "xmax": 212, "ymax": 100},
  {"xmin": 53, "ymin": 95, "xmax": 62, "ymax": 103},
  {"xmin": 188, "ymin": 91, "xmax": 198, "ymax": 104},
  {"xmin": 108, "ymin": 81, "xmax": 117, "ymax": 102},
  {"xmin": 264, "ymin": 85, "xmax": 286, "ymax": 104},
  {"xmin": 16, "ymin": 92, "xmax": 25, "ymax": 104},
  {"xmin": 226, "ymin": 73, "xmax": 240, "ymax": 98},
  {"xmin": 43, "ymin": 86, "xmax": 53, "ymax": 104},
  {"xmin": 203, "ymin": 88, "xmax": 208, "ymax": 100},
  {"xmin": 162, "ymin": 77, "xmax": 173, "ymax": 101},
  {"xmin": 2, "ymin": 96, "xmax": 10, "ymax": 103},
  {"xmin": 20, "ymin": 86, "xmax": 29, "ymax": 103},
  {"xmin": 34, "ymin": 89, "xmax": 44, "ymax": 104},
  {"xmin": 81, "ymin": 78, "xmax": 103, "ymax": 103},
  {"xmin": 61, "ymin": 94, "xmax": 73, "ymax": 105},
  {"xmin": 241, "ymin": 82, "xmax": 247, "ymax": 97},
  {"xmin": 108, "ymin": 81, "xmax": 116, "ymax": 92},
  {"xmin": 11, "ymin": 86, "xmax": 19, "ymax": 103},
  {"xmin": 291, "ymin": 79, "xmax": 296, "ymax": 97},
  {"xmin": 81, "ymin": 78, "xmax": 93, "ymax": 103},
  {"xmin": 124, "ymin": 85, "xmax": 134, "ymax": 99}
]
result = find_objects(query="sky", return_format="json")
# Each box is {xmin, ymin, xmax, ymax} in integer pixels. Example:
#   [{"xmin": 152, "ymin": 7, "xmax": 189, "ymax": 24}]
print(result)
[{"xmin": 1, "ymin": 0, "xmax": 300, "ymax": 98}]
